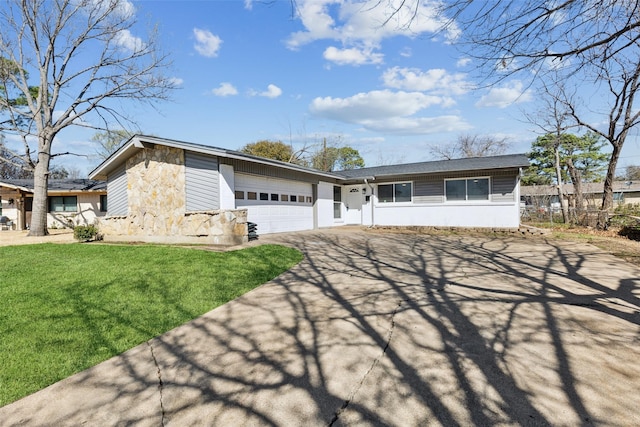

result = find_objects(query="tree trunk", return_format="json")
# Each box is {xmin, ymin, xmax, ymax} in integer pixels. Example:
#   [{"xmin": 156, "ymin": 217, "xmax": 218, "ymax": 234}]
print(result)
[
  {"xmin": 566, "ymin": 158, "xmax": 584, "ymax": 223},
  {"xmin": 554, "ymin": 146, "xmax": 569, "ymax": 223},
  {"xmin": 27, "ymin": 150, "xmax": 51, "ymax": 236},
  {"xmin": 601, "ymin": 143, "xmax": 622, "ymax": 212}
]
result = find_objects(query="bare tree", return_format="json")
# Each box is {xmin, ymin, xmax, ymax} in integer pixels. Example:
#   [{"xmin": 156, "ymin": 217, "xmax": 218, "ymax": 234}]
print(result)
[
  {"xmin": 439, "ymin": 0, "xmax": 640, "ymax": 81},
  {"xmin": 564, "ymin": 54, "xmax": 640, "ymax": 214},
  {"xmin": 0, "ymin": 0, "xmax": 174, "ymax": 236},
  {"xmin": 92, "ymin": 129, "xmax": 135, "ymax": 161},
  {"xmin": 523, "ymin": 80, "xmax": 575, "ymax": 223},
  {"xmin": 429, "ymin": 134, "xmax": 508, "ymax": 160},
  {"xmin": 437, "ymin": 0, "xmax": 640, "ymax": 224}
]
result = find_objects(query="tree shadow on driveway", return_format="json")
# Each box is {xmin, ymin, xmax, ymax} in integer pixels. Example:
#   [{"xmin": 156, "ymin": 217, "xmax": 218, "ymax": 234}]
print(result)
[{"xmin": 1, "ymin": 230, "xmax": 639, "ymax": 426}]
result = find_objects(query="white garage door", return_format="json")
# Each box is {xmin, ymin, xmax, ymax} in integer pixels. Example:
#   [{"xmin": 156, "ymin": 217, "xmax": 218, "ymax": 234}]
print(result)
[{"xmin": 235, "ymin": 174, "xmax": 314, "ymax": 234}]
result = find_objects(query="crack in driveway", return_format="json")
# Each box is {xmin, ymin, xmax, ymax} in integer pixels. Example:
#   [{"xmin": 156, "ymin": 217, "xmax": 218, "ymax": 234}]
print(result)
[
  {"xmin": 147, "ymin": 340, "xmax": 166, "ymax": 426},
  {"xmin": 328, "ymin": 300, "xmax": 404, "ymax": 426}
]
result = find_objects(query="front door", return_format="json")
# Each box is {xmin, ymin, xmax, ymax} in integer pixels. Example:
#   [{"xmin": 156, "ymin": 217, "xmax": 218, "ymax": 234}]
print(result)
[{"xmin": 345, "ymin": 186, "xmax": 363, "ymax": 224}]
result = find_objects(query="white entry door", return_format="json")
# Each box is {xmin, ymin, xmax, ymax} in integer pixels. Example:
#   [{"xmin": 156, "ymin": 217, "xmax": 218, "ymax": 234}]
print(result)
[{"xmin": 344, "ymin": 186, "xmax": 363, "ymax": 225}]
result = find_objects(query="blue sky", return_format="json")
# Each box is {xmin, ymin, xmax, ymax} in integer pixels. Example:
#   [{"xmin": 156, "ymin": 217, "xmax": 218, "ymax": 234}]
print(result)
[{"xmin": 38, "ymin": 0, "xmax": 640, "ymax": 176}]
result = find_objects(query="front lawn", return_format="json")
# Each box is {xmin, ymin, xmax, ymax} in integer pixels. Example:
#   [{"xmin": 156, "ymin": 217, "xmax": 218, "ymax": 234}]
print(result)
[{"xmin": 0, "ymin": 243, "xmax": 303, "ymax": 407}]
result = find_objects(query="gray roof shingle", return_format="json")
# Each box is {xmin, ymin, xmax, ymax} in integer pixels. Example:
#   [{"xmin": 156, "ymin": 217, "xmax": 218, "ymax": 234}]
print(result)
[
  {"xmin": 0, "ymin": 179, "xmax": 106, "ymax": 192},
  {"xmin": 336, "ymin": 153, "xmax": 530, "ymax": 179}
]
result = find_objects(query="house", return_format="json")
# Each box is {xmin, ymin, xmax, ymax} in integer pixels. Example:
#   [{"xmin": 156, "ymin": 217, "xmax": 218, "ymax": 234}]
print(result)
[
  {"xmin": 0, "ymin": 179, "xmax": 107, "ymax": 230},
  {"xmin": 521, "ymin": 181, "xmax": 640, "ymax": 210},
  {"xmin": 88, "ymin": 135, "xmax": 529, "ymax": 245}
]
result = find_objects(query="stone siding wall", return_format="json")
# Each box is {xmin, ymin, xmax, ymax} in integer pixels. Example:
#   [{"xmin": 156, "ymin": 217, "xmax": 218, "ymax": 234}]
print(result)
[{"xmin": 99, "ymin": 145, "xmax": 248, "ymax": 245}]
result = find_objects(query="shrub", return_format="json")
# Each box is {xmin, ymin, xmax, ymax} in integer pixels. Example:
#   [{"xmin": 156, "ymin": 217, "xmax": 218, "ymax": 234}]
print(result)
[
  {"xmin": 73, "ymin": 224, "xmax": 99, "ymax": 242},
  {"xmin": 611, "ymin": 203, "xmax": 640, "ymax": 228}
]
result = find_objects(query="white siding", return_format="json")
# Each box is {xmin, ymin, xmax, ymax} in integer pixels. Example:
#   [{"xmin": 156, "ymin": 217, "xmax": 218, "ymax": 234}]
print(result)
[
  {"xmin": 317, "ymin": 181, "xmax": 340, "ymax": 228},
  {"xmin": 185, "ymin": 152, "xmax": 220, "ymax": 211},
  {"xmin": 107, "ymin": 164, "xmax": 127, "ymax": 216},
  {"xmin": 219, "ymin": 163, "xmax": 235, "ymax": 209}
]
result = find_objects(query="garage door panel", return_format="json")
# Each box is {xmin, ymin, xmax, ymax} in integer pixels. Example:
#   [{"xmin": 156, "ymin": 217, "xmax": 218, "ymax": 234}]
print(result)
[{"xmin": 235, "ymin": 174, "xmax": 313, "ymax": 234}]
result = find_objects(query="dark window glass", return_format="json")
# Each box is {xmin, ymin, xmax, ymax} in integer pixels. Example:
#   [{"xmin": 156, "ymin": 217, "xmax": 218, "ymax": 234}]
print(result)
[
  {"xmin": 445, "ymin": 180, "xmax": 466, "ymax": 201},
  {"xmin": 394, "ymin": 183, "xmax": 412, "ymax": 202},
  {"xmin": 467, "ymin": 179, "xmax": 489, "ymax": 200},
  {"xmin": 259, "ymin": 193, "xmax": 269, "ymax": 201},
  {"xmin": 378, "ymin": 184, "xmax": 393, "ymax": 203},
  {"xmin": 48, "ymin": 196, "xmax": 77, "ymax": 212}
]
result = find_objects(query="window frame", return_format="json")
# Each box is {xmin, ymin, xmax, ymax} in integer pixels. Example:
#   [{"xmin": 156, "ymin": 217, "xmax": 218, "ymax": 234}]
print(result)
[
  {"xmin": 444, "ymin": 177, "xmax": 490, "ymax": 202},
  {"xmin": 48, "ymin": 195, "xmax": 78, "ymax": 212},
  {"xmin": 377, "ymin": 182, "xmax": 413, "ymax": 204},
  {"xmin": 333, "ymin": 186, "xmax": 342, "ymax": 219}
]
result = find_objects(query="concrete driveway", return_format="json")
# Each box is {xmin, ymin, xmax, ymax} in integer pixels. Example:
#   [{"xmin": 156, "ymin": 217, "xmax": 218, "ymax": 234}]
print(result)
[{"xmin": 1, "ymin": 228, "xmax": 639, "ymax": 426}]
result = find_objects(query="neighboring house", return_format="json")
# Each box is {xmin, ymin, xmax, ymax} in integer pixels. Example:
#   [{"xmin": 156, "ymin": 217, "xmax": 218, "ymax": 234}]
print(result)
[
  {"xmin": 88, "ymin": 135, "xmax": 529, "ymax": 245},
  {"xmin": 0, "ymin": 179, "xmax": 107, "ymax": 231},
  {"xmin": 521, "ymin": 181, "xmax": 640, "ymax": 209}
]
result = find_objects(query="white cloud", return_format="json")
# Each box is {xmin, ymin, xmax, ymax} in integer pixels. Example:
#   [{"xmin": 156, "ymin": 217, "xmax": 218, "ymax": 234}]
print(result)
[
  {"xmin": 399, "ymin": 47, "xmax": 412, "ymax": 58},
  {"xmin": 309, "ymin": 89, "xmax": 468, "ymax": 134},
  {"xmin": 456, "ymin": 57, "xmax": 471, "ymax": 68},
  {"xmin": 360, "ymin": 115, "xmax": 471, "ymax": 134},
  {"xmin": 113, "ymin": 29, "xmax": 145, "ymax": 52},
  {"xmin": 212, "ymin": 82, "xmax": 238, "ymax": 97},
  {"xmin": 323, "ymin": 46, "xmax": 383, "ymax": 66},
  {"xmin": 476, "ymin": 81, "xmax": 533, "ymax": 108},
  {"xmin": 249, "ymin": 84, "xmax": 282, "ymax": 98},
  {"xmin": 169, "ymin": 77, "xmax": 184, "ymax": 87},
  {"xmin": 86, "ymin": 0, "xmax": 136, "ymax": 19},
  {"xmin": 382, "ymin": 67, "xmax": 472, "ymax": 96},
  {"xmin": 286, "ymin": 0, "xmax": 456, "ymax": 65},
  {"xmin": 193, "ymin": 28, "xmax": 222, "ymax": 58}
]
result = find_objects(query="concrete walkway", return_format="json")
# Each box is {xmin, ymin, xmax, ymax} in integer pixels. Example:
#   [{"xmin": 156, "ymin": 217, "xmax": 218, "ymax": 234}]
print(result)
[{"xmin": 1, "ymin": 229, "xmax": 639, "ymax": 426}]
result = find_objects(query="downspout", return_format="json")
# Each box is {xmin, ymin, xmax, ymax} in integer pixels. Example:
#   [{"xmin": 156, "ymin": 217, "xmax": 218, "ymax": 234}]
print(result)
[{"xmin": 364, "ymin": 177, "xmax": 375, "ymax": 227}]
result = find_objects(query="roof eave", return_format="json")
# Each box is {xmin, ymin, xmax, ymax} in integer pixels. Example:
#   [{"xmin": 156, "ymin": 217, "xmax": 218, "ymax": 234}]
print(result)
[{"xmin": 89, "ymin": 135, "xmax": 345, "ymax": 181}]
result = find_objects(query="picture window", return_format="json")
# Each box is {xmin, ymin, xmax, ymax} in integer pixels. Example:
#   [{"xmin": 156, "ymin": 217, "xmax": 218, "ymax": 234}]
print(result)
[
  {"xmin": 445, "ymin": 178, "xmax": 489, "ymax": 201},
  {"xmin": 378, "ymin": 182, "xmax": 412, "ymax": 203},
  {"xmin": 48, "ymin": 196, "xmax": 77, "ymax": 212}
]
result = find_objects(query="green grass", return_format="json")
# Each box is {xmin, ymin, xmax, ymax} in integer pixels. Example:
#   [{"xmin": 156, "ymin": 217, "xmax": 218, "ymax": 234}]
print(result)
[{"xmin": 0, "ymin": 243, "xmax": 303, "ymax": 407}]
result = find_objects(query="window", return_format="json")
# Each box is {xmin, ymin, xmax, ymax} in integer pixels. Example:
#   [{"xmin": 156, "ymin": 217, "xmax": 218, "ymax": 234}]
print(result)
[
  {"xmin": 281, "ymin": 194, "xmax": 289, "ymax": 202},
  {"xmin": 100, "ymin": 195, "xmax": 108, "ymax": 212},
  {"xmin": 306, "ymin": 196, "xmax": 313, "ymax": 203},
  {"xmin": 445, "ymin": 178, "xmax": 489, "ymax": 201},
  {"xmin": 49, "ymin": 196, "xmax": 77, "ymax": 212},
  {"xmin": 271, "ymin": 193, "xmax": 279, "ymax": 201},
  {"xmin": 333, "ymin": 186, "xmax": 342, "ymax": 219},
  {"xmin": 259, "ymin": 192, "xmax": 269, "ymax": 201},
  {"xmin": 248, "ymin": 192, "xmax": 257, "ymax": 200},
  {"xmin": 378, "ymin": 182, "xmax": 412, "ymax": 203},
  {"xmin": 298, "ymin": 195, "xmax": 305, "ymax": 203},
  {"xmin": 235, "ymin": 191, "xmax": 244, "ymax": 200},
  {"xmin": 290, "ymin": 195, "xmax": 297, "ymax": 202}
]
